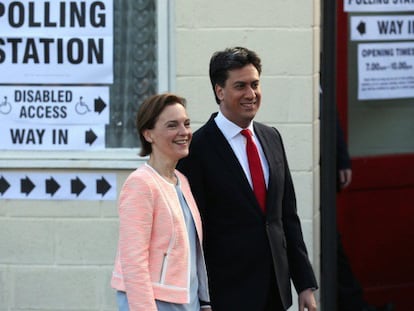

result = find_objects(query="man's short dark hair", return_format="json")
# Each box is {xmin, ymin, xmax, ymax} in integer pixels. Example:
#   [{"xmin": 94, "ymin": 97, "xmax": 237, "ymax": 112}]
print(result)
[{"xmin": 209, "ymin": 47, "xmax": 262, "ymax": 104}]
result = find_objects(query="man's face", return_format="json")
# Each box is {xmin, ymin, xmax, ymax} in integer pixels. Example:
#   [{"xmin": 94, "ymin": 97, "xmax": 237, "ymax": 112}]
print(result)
[{"xmin": 215, "ymin": 64, "xmax": 261, "ymax": 128}]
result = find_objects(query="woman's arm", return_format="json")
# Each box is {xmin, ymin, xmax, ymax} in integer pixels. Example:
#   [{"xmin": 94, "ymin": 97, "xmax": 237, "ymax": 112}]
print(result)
[{"xmin": 118, "ymin": 174, "xmax": 157, "ymax": 311}]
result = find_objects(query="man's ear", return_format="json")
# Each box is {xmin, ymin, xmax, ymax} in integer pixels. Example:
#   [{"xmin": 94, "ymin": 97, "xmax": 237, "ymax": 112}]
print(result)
[{"xmin": 215, "ymin": 84, "xmax": 224, "ymax": 102}]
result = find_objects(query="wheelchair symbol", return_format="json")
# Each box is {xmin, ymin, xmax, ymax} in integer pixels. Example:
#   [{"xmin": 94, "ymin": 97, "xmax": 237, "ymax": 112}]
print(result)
[
  {"xmin": 75, "ymin": 96, "xmax": 91, "ymax": 115},
  {"xmin": 0, "ymin": 96, "xmax": 12, "ymax": 114}
]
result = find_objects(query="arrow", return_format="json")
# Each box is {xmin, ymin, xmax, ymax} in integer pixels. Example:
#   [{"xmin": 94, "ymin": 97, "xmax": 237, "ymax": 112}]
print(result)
[
  {"xmin": 96, "ymin": 176, "xmax": 111, "ymax": 196},
  {"xmin": 357, "ymin": 21, "xmax": 366, "ymax": 35},
  {"xmin": 21, "ymin": 176, "xmax": 35, "ymax": 196},
  {"xmin": 94, "ymin": 97, "xmax": 107, "ymax": 114},
  {"xmin": 0, "ymin": 175, "xmax": 11, "ymax": 195},
  {"xmin": 46, "ymin": 177, "xmax": 60, "ymax": 196},
  {"xmin": 71, "ymin": 177, "xmax": 86, "ymax": 196},
  {"xmin": 85, "ymin": 129, "xmax": 97, "ymax": 145}
]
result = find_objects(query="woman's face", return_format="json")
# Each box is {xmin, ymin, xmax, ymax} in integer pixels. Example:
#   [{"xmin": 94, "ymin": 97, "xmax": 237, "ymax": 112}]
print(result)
[{"xmin": 144, "ymin": 103, "xmax": 192, "ymax": 162}]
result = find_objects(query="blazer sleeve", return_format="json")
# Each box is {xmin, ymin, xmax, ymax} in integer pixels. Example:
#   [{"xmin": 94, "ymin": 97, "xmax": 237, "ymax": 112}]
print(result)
[
  {"xmin": 118, "ymin": 173, "xmax": 158, "ymax": 311},
  {"xmin": 275, "ymin": 128, "xmax": 318, "ymax": 292}
]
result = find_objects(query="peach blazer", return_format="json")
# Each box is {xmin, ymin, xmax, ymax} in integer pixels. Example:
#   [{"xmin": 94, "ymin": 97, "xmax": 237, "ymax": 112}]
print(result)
[{"xmin": 111, "ymin": 164, "xmax": 209, "ymax": 311}]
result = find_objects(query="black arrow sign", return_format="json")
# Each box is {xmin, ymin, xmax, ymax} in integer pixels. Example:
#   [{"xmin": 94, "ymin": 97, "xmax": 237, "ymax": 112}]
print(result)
[
  {"xmin": 46, "ymin": 177, "xmax": 60, "ymax": 196},
  {"xmin": 71, "ymin": 177, "xmax": 86, "ymax": 196},
  {"xmin": 0, "ymin": 176, "xmax": 11, "ymax": 195},
  {"xmin": 96, "ymin": 176, "xmax": 111, "ymax": 196},
  {"xmin": 85, "ymin": 129, "xmax": 97, "ymax": 145},
  {"xmin": 21, "ymin": 176, "xmax": 35, "ymax": 196},
  {"xmin": 357, "ymin": 21, "xmax": 366, "ymax": 35},
  {"xmin": 94, "ymin": 97, "xmax": 107, "ymax": 114}
]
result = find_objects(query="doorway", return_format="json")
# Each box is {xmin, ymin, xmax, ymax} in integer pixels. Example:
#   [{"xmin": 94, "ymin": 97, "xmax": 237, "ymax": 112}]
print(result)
[{"xmin": 336, "ymin": 1, "xmax": 414, "ymax": 310}]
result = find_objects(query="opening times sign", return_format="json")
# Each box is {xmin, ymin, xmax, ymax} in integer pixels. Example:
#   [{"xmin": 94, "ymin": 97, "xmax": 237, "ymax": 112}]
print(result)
[
  {"xmin": 358, "ymin": 42, "xmax": 414, "ymax": 100},
  {"xmin": 346, "ymin": 2, "xmax": 414, "ymax": 101},
  {"xmin": 0, "ymin": 0, "xmax": 113, "ymax": 84}
]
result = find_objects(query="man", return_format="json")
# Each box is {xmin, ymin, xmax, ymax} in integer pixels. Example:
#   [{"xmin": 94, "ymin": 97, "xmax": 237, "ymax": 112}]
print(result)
[
  {"xmin": 336, "ymin": 119, "xmax": 394, "ymax": 311},
  {"xmin": 178, "ymin": 47, "xmax": 318, "ymax": 311}
]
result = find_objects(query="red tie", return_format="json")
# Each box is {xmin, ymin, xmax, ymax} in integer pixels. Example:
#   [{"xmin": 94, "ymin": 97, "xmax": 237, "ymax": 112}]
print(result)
[{"xmin": 241, "ymin": 129, "xmax": 266, "ymax": 212}]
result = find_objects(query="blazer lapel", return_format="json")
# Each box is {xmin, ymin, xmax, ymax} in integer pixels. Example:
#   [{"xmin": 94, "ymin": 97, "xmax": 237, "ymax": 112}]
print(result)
[
  {"xmin": 254, "ymin": 123, "xmax": 281, "ymax": 214},
  {"xmin": 204, "ymin": 115, "xmax": 264, "ymax": 214},
  {"xmin": 204, "ymin": 116, "xmax": 248, "ymax": 186}
]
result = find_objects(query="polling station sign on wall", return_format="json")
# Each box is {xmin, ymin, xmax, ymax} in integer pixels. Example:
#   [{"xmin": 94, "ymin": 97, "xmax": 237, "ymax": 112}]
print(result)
[
  {"xmin": 0, "ymin": 86, "xmax": 109, "ymax": 125},
  {"xmin": 345, "ymin": 0, "xmax": 414, "ymax": 13},
  {"xmin": 0, "ymin": 172, "xmax": 117, "ymax": 200},
  {"xmin": 0, "ymin": 1, "xmax": 113, "ymax": 151},
  {"xmin": 0, "ymin": 0, "xmax": 113, "ymax": 84},
  {"xmin": 0, "ymin": 83, "xmax": 110, "ymax": 151},
  {"xmin": 351, "ymin": 14, "xmax": 414, "ymax": 100},
  {"xmin": 345, "ymin": 0, "xmax": 414, "ymax": 101},
  {"xmin": 351, "ymin": 15, "xmax": 414, "ymax": 41}
]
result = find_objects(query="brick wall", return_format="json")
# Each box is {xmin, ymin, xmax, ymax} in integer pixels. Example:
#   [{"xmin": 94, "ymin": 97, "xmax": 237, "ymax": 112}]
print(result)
[{"xmin": 0, "ymin": 169, "xmax": 132, "ymax": 310}]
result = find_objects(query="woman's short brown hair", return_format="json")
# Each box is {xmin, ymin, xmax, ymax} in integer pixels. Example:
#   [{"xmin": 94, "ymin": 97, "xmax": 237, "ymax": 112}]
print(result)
[{"xmin": 136, "ymin": 93, "xmax": 187, "ymax": 156}]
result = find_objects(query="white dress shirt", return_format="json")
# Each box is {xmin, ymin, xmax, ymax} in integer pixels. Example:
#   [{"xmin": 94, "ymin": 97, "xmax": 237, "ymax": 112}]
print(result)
[{"xmin": 214, "ymin": 111, "xmax": 269, "ymax": 188}]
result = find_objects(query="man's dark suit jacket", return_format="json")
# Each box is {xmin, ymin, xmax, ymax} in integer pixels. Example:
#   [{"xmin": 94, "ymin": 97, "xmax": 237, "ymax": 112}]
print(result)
[{"xmin": 178, "ymin": 113, "xmax": 318, "ymax": 311}]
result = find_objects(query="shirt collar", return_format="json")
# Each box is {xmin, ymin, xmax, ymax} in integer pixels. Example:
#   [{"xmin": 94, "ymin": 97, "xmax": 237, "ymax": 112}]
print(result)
[{"xmin": 214, "ymin": 111, "xmax": 254, "ymax": 140}]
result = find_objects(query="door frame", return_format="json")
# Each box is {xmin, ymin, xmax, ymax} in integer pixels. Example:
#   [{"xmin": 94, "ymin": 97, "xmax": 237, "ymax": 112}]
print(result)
[{"xmin": 320, "ymin": 0, "xmax": 339, "ymax": 310}]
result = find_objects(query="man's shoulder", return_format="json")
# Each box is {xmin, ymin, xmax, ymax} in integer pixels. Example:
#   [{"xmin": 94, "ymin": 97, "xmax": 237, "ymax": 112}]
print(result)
[
  {"xmin": 191, "ymin": 116, "xmax": 217, "ymax": 142},
  {"xmin": 254, "ymin": 121, "xmax": 280, "ymax": 136},
  {"xmin": 190, "ymin": 129, "xmax": 212, "ymax": 153}
]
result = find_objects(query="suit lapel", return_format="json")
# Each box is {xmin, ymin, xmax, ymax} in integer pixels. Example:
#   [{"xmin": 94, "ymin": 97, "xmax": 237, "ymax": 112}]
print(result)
[
  {"xmin": 254, "ymin": 123, "xmax": 281, "ymax": 214},
  {"xmin": 204, "ymin": 116, "xmax": 257, "ymax": 199},
  {"xmin": 204, "ymin": 116, "xmax": 267, "ymax": 215}
]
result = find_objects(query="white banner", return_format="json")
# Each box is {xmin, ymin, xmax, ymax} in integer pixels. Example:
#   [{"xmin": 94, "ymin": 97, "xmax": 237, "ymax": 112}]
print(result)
[
  {"xmin": 345, "ymin": 0, "xmax": 414, "ymax": 12},
  {"xmin": 0, "ymin": 123, "xmax": 106, "ymax": 150},
  {"xmin": 0, "ymin": 0, "xmax": 113, "ymax": 83},
  {"xmin": 351, "ymin": 15, "xmax": 414, "ymax": 41},
  {"xmin": 358, "ymin": 42, "xmax": 414, "ymax": 100},
  {"xmin": 0, "ymin": 86, "xmax": 109, "ymax": 124},
  {"xmin": 0, "ymin": 172, "xmax": 117, "ymax": 200}
]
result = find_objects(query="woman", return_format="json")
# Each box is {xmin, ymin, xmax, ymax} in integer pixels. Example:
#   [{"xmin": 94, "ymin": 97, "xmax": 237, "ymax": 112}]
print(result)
[{"xmin": 111, "ymin": 93, "xmax": 211, "ymax": 311}]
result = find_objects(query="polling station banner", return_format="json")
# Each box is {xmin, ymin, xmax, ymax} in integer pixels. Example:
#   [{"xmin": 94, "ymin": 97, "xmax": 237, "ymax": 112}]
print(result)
[
  {"xmin": 0, "ymin": 0, "xmax": 113, "ymax": 84},
  {"xmin": 345, "ymin": 0, "xmax": 414, "ymax": 12}
]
